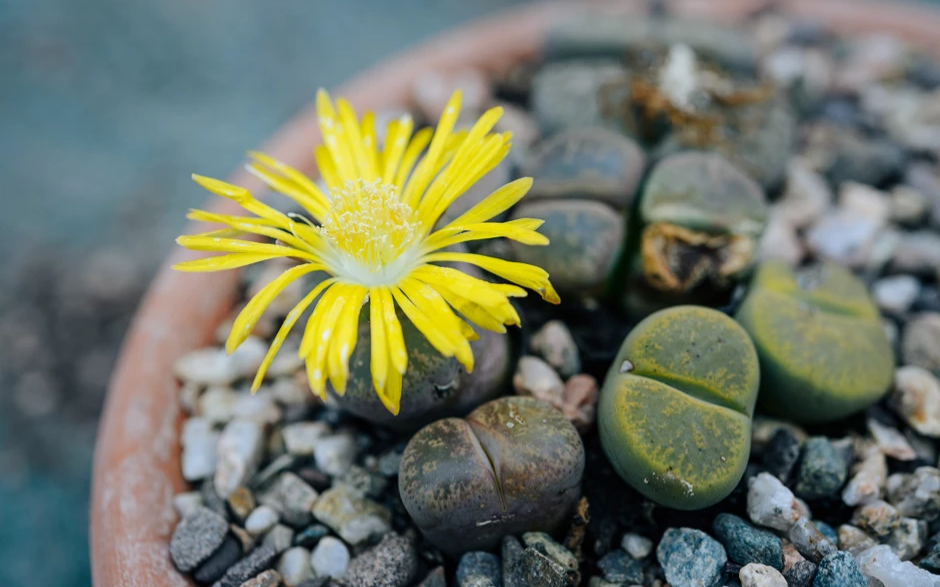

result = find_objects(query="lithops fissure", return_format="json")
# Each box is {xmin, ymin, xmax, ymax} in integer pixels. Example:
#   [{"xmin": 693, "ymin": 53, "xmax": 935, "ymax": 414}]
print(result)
[
  {"xmin": 735, "ymin": 261, "xmax": 895, "ymax": 423},
  {"xmin": 399, "ymin": 396, "xmax": 585, "ymax": 555},
  {"xmin": 599, "ymin": 306, "xmax": 760, "ymax": 509}
]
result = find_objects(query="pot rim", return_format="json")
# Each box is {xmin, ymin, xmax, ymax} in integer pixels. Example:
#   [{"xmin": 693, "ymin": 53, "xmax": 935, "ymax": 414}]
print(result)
[{"xmin": 90, "ymin": 1, "xmax": 940, "ymax": 586}]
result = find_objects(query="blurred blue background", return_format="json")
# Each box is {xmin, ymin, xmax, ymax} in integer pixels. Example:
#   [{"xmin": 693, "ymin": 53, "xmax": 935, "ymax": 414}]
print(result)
[{"xmin": 0, "ymin": 1, "xmax": 526, "ymax": 584}]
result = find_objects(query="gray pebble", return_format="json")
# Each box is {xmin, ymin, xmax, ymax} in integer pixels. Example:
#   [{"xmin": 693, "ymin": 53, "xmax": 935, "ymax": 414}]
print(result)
[
  {"xmin": 282, "ymin": 422, "xmax": 330, "ymax": 456},
  {"xmin": 530, "ymin": 60, "xmax": 627, "ymax": 136},
  {"xmin": 762, "ymin": 428, "xmax": 801, "ymax": 485},
  {"xmin": 170, "ymin": 506, "xmax": 230, "ymax": 573},
  {"xmin": 238, "ymin": 569, "xmax": 282, "ymax": 587},
  {"xmin": 837, "ymin": 524, "xmax": 878, "ymax": 557},
  {"xmin": 904, "ymin": 313, "xmax": 940, "ymax": 376},
  {"xmin": 345, "ymin": 533, "xmax": 418, "ymax": 587},
  {"xmin": 787, "ymin": 518, "xmax": 837, "ymax": 563},
  {"xmin": 713, "ymin": 513, "xmax": 783, "ymax": 569},
  {"xmin": 312, "ymin": 486, "xmax": 391, "ymax": 546},
  {"xmin": 211, "ymin": 544, "xmax": 279, "ymax": 587},
  {"xmin": 313, "ymin": 433, "xmax": 357, "ymax": 477},
  {"xmin": 502, "ymin": 535, "xmax": 526, "ymax": 587},
  {"xmin": 457, "ymin": 551, "xmax": 502, "ymax": 587},
  {"xmin": 258, "ymin": 472, "xmax": 318, "ymax": 528},
  {"xmin": 245, "ymin": 505, "xmax": 280, "ymax": 536},
  {"xmin": 336, "ymin": 464, "xmax": 388, "ymax": 499},
  {"xmin": 851, "ymin": 499, "xmax": 901, "ymax": 539},
  {"xmin": 657, "ymin": 527, "xmax": 727, "ymax": 587},
  {"xmin": 886, "ymin": 517, "xmax": 927, "ymax": 560},
  {"xmin": 216, "ymin": 419, "xmax": 266, "ymax": 498},
  {"xmin": 194, "ymin": 536, "xmax": 243, "ymax": 584},
  {"xmin": 795, "ymin": 437, "xmax": 848, "ymax": 501},
  {"xmin": 530, "ymin": 320, "xmax": 581, "ymax": 379},
  {"xmin": 596, "ymin": 550, "xmax": 643, "ymax": 584},
  {"xmin": 783, "ymin": 560, "xmax": 816, "ymax": 587},
  {"xmin": 523, "ymin": 548, "xmax": 568, "ymax": 587},
  {"xmin": 262, "ymin": 525, "xmax": 295, "ymax": 554},
  {"xmin": 182, "ymin": 417, "xmax": 221, "ymax": 481},
  {"xmin": 891, "ymin": 231, "xmax": 940, "ymax": 276},
  {"xmin": 310, "ymin": 536, "xmax": 349, "ymax": 579},
  {"xmin": 874, "ymin": 275, "xmax": 921, "ymax": 314},
  {"xmin": 887, "ymin": 466, "xmax": 940, "ymax": 520},
  {"xmin": 812, "ymin": 551, "xmax": 866, "ymax": 587},
  {"xmin": 377, "ymin": 451, "xmax": 402, "ymax": 477}
]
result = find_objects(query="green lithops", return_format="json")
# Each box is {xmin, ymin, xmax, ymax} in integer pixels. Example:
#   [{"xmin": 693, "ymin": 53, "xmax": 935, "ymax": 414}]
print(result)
[
  {"xmin": 598, "ymin": 306, "xmax": 760, "ymax": 510},
  {"xmin": 399, "ymin": 396, "xmax": 585, "ymax": 554},
  {"xmin": 328, "ymin": 311, "xmax": 510, "ymax": 430},
  {"xmin": 735, "ymin": 261, "xmax": 895, "ymax": 423}
]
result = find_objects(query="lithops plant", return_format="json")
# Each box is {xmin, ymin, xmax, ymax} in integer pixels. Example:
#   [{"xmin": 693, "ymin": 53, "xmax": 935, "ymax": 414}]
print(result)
[
  {"xmin": 598, "ymin": 305, "xmax": 760, "ymax": 510},
  {"xmin": 623, "ymin": 151, "xmax": 768, "ymax": 319},
  {"xmin": 328, "ymin": 313, "xmax": 510, "ymax": 430},
  {"xmin": 735, "ymin": 261, "xmax": 895, "ymax": 423},
  {"xmin": 399, "ymin": 396, "xmax": 584, "ymax": 554},
  {"xmin": 509, "ymin": 127, "xmax": 645, "ymax": 295}
]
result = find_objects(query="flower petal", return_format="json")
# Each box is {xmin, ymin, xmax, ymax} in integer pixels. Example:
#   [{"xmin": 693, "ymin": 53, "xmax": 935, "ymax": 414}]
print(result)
[
  {"xmin": 172, "ymin": 252, "xmax": 284, "ymax": 272},
  {"xmin": 402, "ymin": 90, "xmax": 462, "ymax": 208},
  {"xmin": 327, "ymin": 285, "xmax": 368, "ymax": 395},
  {"xmin": 444, "ymin": 177, "xmax": 533, "ymax": 228},
  {"xmin": 377, "ymin": 287, "xmax": 407, "ymax": 375},
  {"xmin": 369, "ymin": 287, "xmax": 390, "ymax": 393},
  {"xmin": 423, "ymin": 252, "xmax": 561, "ymax": 304}
]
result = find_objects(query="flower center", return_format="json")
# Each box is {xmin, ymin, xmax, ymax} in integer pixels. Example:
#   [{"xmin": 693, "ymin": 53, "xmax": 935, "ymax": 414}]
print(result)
[{"xmin": 319, "ymin": 179, "xmax": 422, "ymax": 285}]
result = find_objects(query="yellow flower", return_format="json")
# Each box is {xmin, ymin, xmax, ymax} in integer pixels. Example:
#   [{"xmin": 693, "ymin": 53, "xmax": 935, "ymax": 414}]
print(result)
[{"xmin": 174, "ymin": 89, "xmax": 559, "ymax": 414}]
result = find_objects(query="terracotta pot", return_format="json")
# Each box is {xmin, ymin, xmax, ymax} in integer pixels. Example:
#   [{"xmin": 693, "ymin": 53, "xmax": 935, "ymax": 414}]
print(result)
[{"xmin": 90, "ymin": 0, "xmax": 940, "ymax": 585}]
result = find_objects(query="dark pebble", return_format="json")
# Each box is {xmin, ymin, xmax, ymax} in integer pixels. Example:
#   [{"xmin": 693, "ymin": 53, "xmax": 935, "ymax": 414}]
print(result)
[
  {"xmin": 293, "ymin": 524, "xmax": 331, "ymax": 549},
  {"xmin": 345, "ymin": 533, "xmax": 418, "ymax": 587},
  {"xmin": 763, "ymin": 428, "xmax": 802, "ymax": 484},
  {"xmin": 523, "ymin": 548, "xmax": 569, "ymax": 587},
  {"xmin": 713, "ymin": 513, "xmax": 783, "ymax": 570},
  {"xmin": 457, "ymin": 552, "xmax": 502, "ymax": 586},
  {"xmin": 502, "ymin": 535, "xmax": 527, "ymax": 587},
  {"xmin": 211, "ymin": 544, "xmax": 278, "ymax": 587},
  {"xmin": 202, "ymin": 479, "xmax": 230, "ymax": 518},
  {"xmin": 827, "ymin": 135, "xmax": 906, "ymax": 188},
  {"xmin": 417, "ymin": 567, "xmax": 447, "ymax": 587},
  {"xmin": 920, "ymin": 535, "xmax": 940, "ymax": 572},
  {"xmin": 813, "ymin": 552, "xmax": 865, "ymax": 587},
  {"xmin": 657, "ymin": 528, "xmax": 727, "ymax": 587},
  {"xmin": 194, "ymin": 536, "xmax": 242, "ymax": 584},
  {"xmin": 596, "ymin": 550, "xmax": 643, "ymax": 584},
  {"xmin": 795, "ymin": 437, "xmax": 848, "ymax": 501},
  {"xmin": 170, "ymin": 506, "xmax": 230, "ymax": 573},
  {"xmin": 784, "ymin": 560, "xmax": 817, "ymax": 587}
]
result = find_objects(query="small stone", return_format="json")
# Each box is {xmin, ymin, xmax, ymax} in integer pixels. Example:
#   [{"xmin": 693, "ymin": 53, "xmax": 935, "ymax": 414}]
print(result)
[
  {"xmin": 714, "ymin": 513, "xmax": 784, "ymax": 569},
  {"xmin": 263, "ymin": 525, "xmax": 295, "ymax": 554},
  {"xmin": 887, "ymin": 516, "xmax": 927, "ymax": 560},
  {"xmin": 502, "ymin": 535, "xmax": 526, "ymax": 587},
  {"xmin": 748, "ymin": 472, "xmax": 811, "ymax": 532},
  {"xmin": 200, "ymin": 387, "xmax": 239, "ymax": 424},
  {"xmin": 336, "ymin": 464, "xmax": 388, "ymax": 498},
  {"xmin": 182, "ymin": 417, "xmax": 220, "ymax": 481},
  {"xmin": 530, "ymin": 60, "xmax": 627, "ymax": 136},
  {"xmin": 227, "ymin": 486, "xmax": 256, "ymax": 525},
  {"xmin": 784, "ymin": 560, "xmax": 816, "ymax": 587},
  {"xmin": 195, "ymin": 536, "xmax": 244, "ymax": 584},
  {"xmin": 292, "ymin": 524, "xmax": 330, "ymax": 549},
  {"xmin": 282, "ymin": 422, "xmax": 330, "ymax": 456},
  {"xmin": 842, "ymin": 443, "xmax": 887, "ymax": 506},
  {"xmin": 270, "ymin": 376, "xmax": 312, "ymax": 407},
  {"xmin": 887, "ymin": 466, "xmax": 940, "ymax": 520},
  {"xmin": 258, "ymin": 472, "xmax": 318, "ymax": 528},
  {"xmin": 170, "ymin": 506, "xmax": 230, "ymax": 572},
  {"xmin": 620, "ymin": 533, "xmax": 653, "ymax": 560},
  {"xmin": 313, "ymin": 433, "xmax": 357, "ymax": 476},
  {"xmin": 758, "ymin": 210, "xmax": 804, "ymax": 266},
  {"xmin": 530, "ymin": 320, "xmax": 581, "ymax": 378},
  {"xmin": 813, "ymin": 551, "xmax": 866, "ymax": 587},
  {"xmin": 513, "ymin": 356, "xmax": 565, "ymax": 408},
  {"xmin": 231, "ymin": 525, "xmax": 256, "ymax": 553},
  {"xmin": 245, "ymin": 505, "xmax": 280, "ymax": 536},
  {"xmin": 837, "ymin": 525, "xmax": 878, "ymax": 557},
  {"xmin": 522, "ymin": 532, "xmax": 578, "ymax": 580},
  {"xmin": 739, "ymin": 563, "xmax": 786, "ymax": 587},
  {"xmin": 174, "ymin": 491, "xmax": 204, "ymax": 519},
  {"xmin": 457, "ymin": 551, "xmax": 502, "ymax": 586},
  {"xmin": 805, "ymin": 210, "xmax": 883, "ymax": 270},
  {"xmin": 857, "ymin": 544, "xmax": 937, "ymax": 587},
  {"xmin": 310, "ymin": 536, "xmax": 349, "ymax": 579},
  {"xmin": 417, "ymin": 567, "xmax": 447, "ymax": 587},
  {"xmin": 784, "ymin": 541, "xmax": 805, "ymax": 571},
  {"xmin": 904, "ymin": 313, "xmax": 940, "ymax": 376},
  {"xmin": 561, "ymin": 374, "xmax": 598, "ymax": 433},
  {"xmin": 233, "ymin": 392, "xmax": 283, "ymax": 426},
  {"xmin": 238, "ymin": 569, "xmax": 282, "ymax": 587},
  {"xmin": 523, "ymin": 548, "xmax": 568, "ymax": 587},
  {"xmin": 293, "ymin": 579, "xmax": 328, "ymax": 587},
  {"xmin": 890, "ymin": 185, "xmax": 929, "ymax": 226},
  {"xmin": 752, "ymin": 419, "xmax": 807, "ymax": 454},
  {"xmin": 176, "ymin": 337, "xmax": 267, "ymax": 386},
  {"xmin": 777, "ymin": 159, "xmax": 832, "ymax": 229},
  {"xmin": 891, "ymin": 232, "xmax": 940, "ymax": 275},
  {"xmin": 345, "ymin": 533, "xmax": 418, "ymax": 587},
  {"xmin": 763, "ymin": 428, "xmax": 802, "ymax": 485},
  {"xmin": 868, "ymin": 418, "xmax": 917, "ymax": 461},
  {"xmin": 277, "ymin": 547, "xmax": 312, "ymax": 587},
  {"xmin": 212, "ymin": 544, "xmax": 279, "ymax": 587},
  {"xmin": 202, "ymin": 478, "xmax": 230, "ymax": 517},
  {"xmin": 216, "ymin": 419, "xmax": 266, "ymax": 498},
  {"xmin": 874, "ymin": 275, "xmax": 921, "ymax": 314},
  {"xmin": 815, "ymin": 521, "xmax": 838, "ymax": 547},
  {"xmin": 851, "ymin": 500, "xmax": 901, "ymax": 539},
  {"xmin": 920, "ymin": 534, "xmax": 940, "ymax": 572},
  {"xmin": 892, "ymin": 366, "xmax": 940, "ymax": 437},
  {"xmin": 787, "ymin": 518, "xmax": 837, "ymax": 564},
  {"xmin": 312, "ymin": 486, "xmax": 391, "ymax": 546},
  {"xmin": 377, "ymin": 450, "xmax": 402, "ymax": 478},
  {"xmin": 657, "ymin": 527, "xmax": 727, "ymax": 587},
  {"xmin": 596, "ymin": 550, "xmax": 643, "ymax": 584}
]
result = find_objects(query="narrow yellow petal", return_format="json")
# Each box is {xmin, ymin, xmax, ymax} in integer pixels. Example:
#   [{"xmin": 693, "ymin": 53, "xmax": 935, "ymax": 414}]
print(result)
[
  {"xmin": 393, "ymin": 127, "xmax": 433, "ymax": 192},
  {"xmin": 305, "ymin": 356, "xmax": 326, "ymax": 401},
  {"xmin": 186, "ymin": 209, "xmax": 321, "ymax": 256},
  {"xmin": 398, "ymin": 278, "xmax": 474, "ymax": 372},
  {"xmin": 369, "ymin": 287, "xmax": 390, "ymax": 393},
  {"xmin": 435, "ymin": 287, "xmax": 508, "ymax": 333},
  {"xmin": 298, "ymin": 282, "xmax": 342, "ymax": 359},
  {"xmin": 314, "ymin": 145, "xmax": 342, "ymax": 193},
  {"xmin": 176, "ymin": 236, "xmax": 321, "ymax": 263},
  {"xmin": 172, "ymin": 253, "xmax": 283, "ymax": 272},
  {"xmin": 192, "ymin": 174, "xmax": 292, "ymax": 227},
  {"xmin": 444, "ymin": 177, "xmax": 533, "ymax": 228},
  {"xmin": 412, "ymin": 265, "xmax": 521, "ymax": 327},
  {"xmin": 316, "ymin": 90, "xmax": 357, "ymax": 183},
  {"xmin": 423, "ymin": 218, "xmax": 549, "ymax": 251},
  {"xmin": 375, "ymin": 368, "xmax": 402, "ymax": 415},
  {"xmin": 307, "ymin": 284, "xmax": 353, "ymax": 397},
  {"xmin": 245, "ymin": 155, "xmax": 328, "ymax": 221},
  {"xmin": 424, "ymin": 252, "xmax": 561, "ymax": 304},
  {"xmin": 377, "ymin": 288, "xmax": 407, "ymax": 374},
  {"xmin": 251, "ymin": 277, "xmax": 336, "ymax": 391},
  {"xmin": 337, "ymin": 99, "xmax": 377, "ymax": 181},
  {"xmin": 227, "ymin": 263, "xmax": 323, "ymax": 353},
  {"xmin": 327, "ymin": 285, "xmax": 368, "ymax": 395},
  {"xmin": 390, "ymin": 286, "xmax": 456, "ymax": 358},
  {"xmin": 403, "ymin": 90, "xmax": 462, "ymax": 208},
  {"xmin": 360, "ymin": 111, "xmax": 380, "ymax": 177}
]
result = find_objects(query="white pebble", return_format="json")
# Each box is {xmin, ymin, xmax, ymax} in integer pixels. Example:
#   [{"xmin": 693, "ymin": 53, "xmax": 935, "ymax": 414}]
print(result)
[
  {"xmin": 173, "ymin": 492, "xmax": 203, "ymax": 518},
  {"xmin": 868, "ymin": 418, "xmax": 916, "ymax": 461},
  {"xmin": 232, "ymin": 391, "xmax": 282, "ymax": 425},
  {"xmin": 173, "ymin": 336, "xmax": 267, "ymax": 386},
  {"xmin": 856, "ymin": 545, "xmax": 937, "ymax": 587},
  {"xmin": 215, "ymin": 419, "xmax": 265, "ymax": 497},
  {"xmin": 310, "ymin": 536, "xmax": 350, "ymax": 579},
  {"xmin": 180, "ymin": 418, "xmax": 219, "ymax": 481},
  {"xmin": 620, "ymin": 533, "xmax": 653, "ymax": 559},
  {"xmin": 283, "ymin": 422, "xmax": 331, "ymax": 456},
  {"xmin": 314, "ymin": 433, "xmax": 357, "ymax": 476},
  {"xmin": 873, "ymin": 275, "xmax": 920, "ymax": 314},
  {"xmin": 198, "ymin": 387, "xmax": 238, "ymax": 424},
  {"xmin": 244, "ymin": 505, "xmax": 280, "ymax": 536},
  {"xmin": 843, "ymin": 443, "xmax": 887, "ymax": 507},
  {"xmin": 277, "ymin": 546, "xmax": 313, "ymax": 586},
  {"xmin": 739, "ymin": 563, "xmax": 787, "ymax": 587},
  {"xmin": 892, "ymin": 366, "xmax": 940, "ymax": 437},
  {"xmin": 748, "ymin": 472, "xmax": 810, "ymax": 532}
]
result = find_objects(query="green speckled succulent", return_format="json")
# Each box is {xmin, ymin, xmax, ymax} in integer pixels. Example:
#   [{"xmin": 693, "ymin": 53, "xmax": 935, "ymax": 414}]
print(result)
[
  {"xmin": 734, "ymin": 261, "xmax": 895, "ymax": 423},
  {"xmin": 598, "ymin": 305, "xmax": 759, "ymax": 510},
  {"xmin": 328, "ymin": 310, "xmax": 510, "ymax": 430},
  {"xmin": 398, "ymin": 396, "xmax": 584, "ymax": 555}
]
